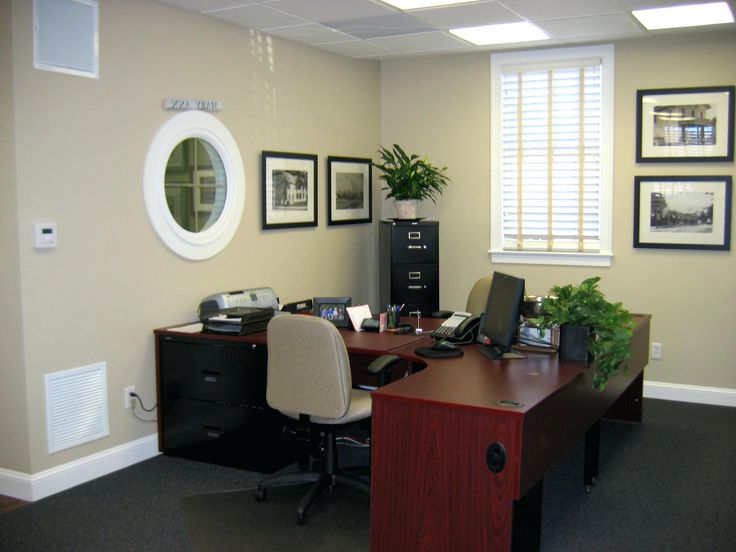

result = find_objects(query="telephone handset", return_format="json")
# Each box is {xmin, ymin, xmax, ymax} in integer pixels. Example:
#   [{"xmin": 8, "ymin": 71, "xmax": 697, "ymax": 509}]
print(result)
[{"xmin": 431, "ymin": 311, "xmax": 481, "ymax": 342}]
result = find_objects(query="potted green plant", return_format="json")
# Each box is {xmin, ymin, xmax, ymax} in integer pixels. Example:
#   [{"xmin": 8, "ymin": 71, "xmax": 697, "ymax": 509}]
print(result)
[
  {"xmin": 534, "ymin": 276, "xmax": 635, "ymax": 391},
  {"xmin": 373, "ymin": 144, "xmax": 451, "ymax": 219}
]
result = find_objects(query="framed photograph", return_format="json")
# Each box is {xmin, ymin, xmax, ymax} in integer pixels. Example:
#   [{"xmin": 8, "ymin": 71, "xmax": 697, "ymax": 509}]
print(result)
[
  {"xmin": 261, "ymin": 151, "xmax": 318, "ymax": 229},
  {"xmin": 193, "ymin": 169, "xmax": 216, "ymax": 212},
  {"xmin": 327, "ymin": 156, "xmax": 372, "ymax": 225},
  {"xmin": 313, "ymin": 297, "xmax": 352, "ymax": 328},
  {"xmin": 634, "ymin": 175, "xmax": 732, "ymax": 250},
  {"xmin": 636, "ymin": 86, "xmax": 735, "ymax": 162}
]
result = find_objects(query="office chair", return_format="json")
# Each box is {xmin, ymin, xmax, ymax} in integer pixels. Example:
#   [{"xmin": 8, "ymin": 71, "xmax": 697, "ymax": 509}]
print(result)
[
  {"xmin": 465, "ymin": 275, "xmax": 492, "ymax": 315},
  {"xmin": 254, "ymin": 315, "xmax": 400, "ymax": 524},
  {"xmin": 433, "ymin": 275, "xmax": 493, "ymax": 317}
]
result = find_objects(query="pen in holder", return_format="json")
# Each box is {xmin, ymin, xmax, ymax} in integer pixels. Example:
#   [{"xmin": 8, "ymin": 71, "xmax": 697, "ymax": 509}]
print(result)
[{"xmin": 387, "ymin": 304, "xmax": 403, "ymax": 329}]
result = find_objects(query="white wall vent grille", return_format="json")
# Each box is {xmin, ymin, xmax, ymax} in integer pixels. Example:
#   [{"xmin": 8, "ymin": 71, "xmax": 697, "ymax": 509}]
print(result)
[
  {"xmin": 45, "ymin": 362, "xmax": 109, "ymax": 454},
  {"xmin": 33, "ymin": 0, "xmax": 99, "ymax": 79}
]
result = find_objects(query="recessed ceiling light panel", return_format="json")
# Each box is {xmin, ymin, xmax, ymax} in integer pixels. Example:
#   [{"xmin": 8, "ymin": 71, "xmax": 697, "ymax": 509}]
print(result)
[
  {"xmin": 632, "ymin": 1, "xmax": 734, "ymax": 30},
  {"xmin": 450, "ymin": 22, "xmax": 549, "ymax": 46},
  {"xmin": 382, "ymin": 0, "xmax": 472, "ymax": 9}
]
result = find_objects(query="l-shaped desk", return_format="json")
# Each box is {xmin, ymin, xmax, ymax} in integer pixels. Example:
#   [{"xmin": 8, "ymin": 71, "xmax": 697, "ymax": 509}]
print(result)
[{"xmin": 155, "ymin": 314, "xmax": 650, "ymax": 552}]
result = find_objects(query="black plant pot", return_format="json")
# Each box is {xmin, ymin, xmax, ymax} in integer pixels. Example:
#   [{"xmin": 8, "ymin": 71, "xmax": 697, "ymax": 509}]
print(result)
[{"xmin": 558, "ymin": 325, "xmax": 590, "ymax": 363}]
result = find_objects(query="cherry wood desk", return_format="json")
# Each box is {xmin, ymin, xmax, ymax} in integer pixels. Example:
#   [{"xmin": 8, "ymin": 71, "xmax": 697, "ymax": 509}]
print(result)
[
  {"xmin": 156, "ymin": 314, "xmax": 649, "ymax": 551},
  {"xmin": 369, "ymin": 315, "xmax": 650, "ymax": 551},
  {"xmin": 153, "ymin": 317, "xmax": 436, "ymax": 471}
]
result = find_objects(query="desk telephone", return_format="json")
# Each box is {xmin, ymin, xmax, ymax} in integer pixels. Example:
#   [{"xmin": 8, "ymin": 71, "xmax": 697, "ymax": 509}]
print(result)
[{"xmin": 431, "ymin": 311, "xmax": 481, "ymax": 343}]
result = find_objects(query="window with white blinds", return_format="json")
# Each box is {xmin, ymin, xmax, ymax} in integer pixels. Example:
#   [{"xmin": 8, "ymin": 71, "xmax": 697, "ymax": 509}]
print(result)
[{"xmin": 490, "ymin": 46, "xmax": 614, "ymax": 267}]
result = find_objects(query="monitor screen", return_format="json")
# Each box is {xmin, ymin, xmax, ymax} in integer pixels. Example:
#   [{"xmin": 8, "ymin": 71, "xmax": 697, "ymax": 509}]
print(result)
[{"xmin": 477, "ymin": 272, "xmax": 525, "ymax": 359}]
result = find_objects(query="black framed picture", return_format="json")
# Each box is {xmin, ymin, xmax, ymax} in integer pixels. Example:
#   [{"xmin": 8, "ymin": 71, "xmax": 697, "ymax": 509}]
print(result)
[
  {"xmin": 313, "ymin": 297, "xmax": 352, "ymax": 327},
  {"xmin": 633, "ymin": 175, "xmax": 732, "ymax": 250},
  {"xmin": 327, "ymin": 156, "xmax": 372, "ymax": 225},
  {"xmin": 636, "ymin": 86, "xmax": 735, "ymax": 163},
  {"xmin": 261, "ymin": 151, "xmax": 318, "ymax": 229}
]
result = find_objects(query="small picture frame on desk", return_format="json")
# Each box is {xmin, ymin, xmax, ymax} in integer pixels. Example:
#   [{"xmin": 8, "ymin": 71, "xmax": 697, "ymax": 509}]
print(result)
[{"xmin": 313, "ymin": 297, "xmax": 352, "ymax": 327}]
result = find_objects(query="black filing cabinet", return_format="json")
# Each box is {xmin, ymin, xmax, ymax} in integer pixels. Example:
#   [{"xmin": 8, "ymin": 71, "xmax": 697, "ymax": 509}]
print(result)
[
  {"xmin": 156, "ymin": 334, "xmax": 294, "ymax": 473},
  {"xmin": 379, "ymin": 220, "xmax": 439, "ymax": 317}
]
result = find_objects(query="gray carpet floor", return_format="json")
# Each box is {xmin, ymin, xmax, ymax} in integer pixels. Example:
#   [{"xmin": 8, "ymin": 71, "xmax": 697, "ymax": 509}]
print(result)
[{"xmin": 0, "ymin": 398, "xmax": 735, "ymax": 551}]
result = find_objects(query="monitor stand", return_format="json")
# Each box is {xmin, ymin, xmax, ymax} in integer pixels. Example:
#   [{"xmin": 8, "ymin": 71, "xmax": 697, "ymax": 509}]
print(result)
[{"xmin": 477, "ymin": 345, "xmax": 526, "ymax": 360}]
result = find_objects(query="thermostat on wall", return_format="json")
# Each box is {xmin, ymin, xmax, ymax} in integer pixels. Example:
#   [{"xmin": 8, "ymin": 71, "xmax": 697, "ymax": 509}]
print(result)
[{"xmin": 34, "ymin": 222, "xmax": 57, "ymax": 249}]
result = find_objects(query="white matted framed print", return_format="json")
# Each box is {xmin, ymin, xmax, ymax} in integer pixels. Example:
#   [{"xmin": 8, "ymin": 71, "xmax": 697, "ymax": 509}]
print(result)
[
  {"xmin": 636, "ymin": 86, "xmax": 735, "ymax": 163},
  {"xmin": 634, "ymin": 175, "xmax": 732, "ymax": 250},
  {"xmin": 327, "ymin": 156, "xmax": 372, "ymax": 225},
  {"xmin": 261, "ymin": 151, "xmax": 318, "ymax": 230}
]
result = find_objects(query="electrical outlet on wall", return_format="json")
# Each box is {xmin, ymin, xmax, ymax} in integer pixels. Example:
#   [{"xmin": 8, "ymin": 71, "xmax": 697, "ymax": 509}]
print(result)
[
  {"xmin": 124, "ymin": 386, "xmax": 135, "ymax": 409},
  {"xmin": 651, "ymin": 342, "xmax": 662, "ymax": 360}
]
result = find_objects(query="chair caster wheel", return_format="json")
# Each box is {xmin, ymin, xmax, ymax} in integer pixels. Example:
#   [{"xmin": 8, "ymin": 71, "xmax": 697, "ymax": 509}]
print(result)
[
  {"xmin": 296, "ymin": 512, "xmax": 307, "ymax": 525},
  {"xmin": 254, "ymin": 488, "xmax": 267, "ymax": 502}
]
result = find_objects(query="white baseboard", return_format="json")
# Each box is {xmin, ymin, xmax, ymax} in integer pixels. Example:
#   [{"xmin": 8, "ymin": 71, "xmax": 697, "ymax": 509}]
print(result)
[
  {"xmin": 0, "ymin": 434, "xmax": 159, "ymax": 502},
  {"xmin": 644, "ymin": 380, "xmax": 736, "ymax": 407}
]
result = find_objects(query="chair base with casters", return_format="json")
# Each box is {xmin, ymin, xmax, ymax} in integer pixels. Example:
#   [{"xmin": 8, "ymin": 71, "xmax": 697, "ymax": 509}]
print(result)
[
  {"xmin": 254, "ymin": 421, "xmax": 370, "ymax": 524},
  {"xmin": 255, "ymin": 352, "xmax": 400, "ymax": 524}
]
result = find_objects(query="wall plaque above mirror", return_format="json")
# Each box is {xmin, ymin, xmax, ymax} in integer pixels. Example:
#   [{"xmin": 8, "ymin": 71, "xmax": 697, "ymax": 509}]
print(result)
[{"xmin": 144, "ymin": 111, "xmax": 245, "ymax": 260}]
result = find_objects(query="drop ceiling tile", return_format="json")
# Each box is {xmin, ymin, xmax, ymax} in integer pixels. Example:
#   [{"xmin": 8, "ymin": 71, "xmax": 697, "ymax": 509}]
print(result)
[
  {"xmin": 266, "ymin": 0, "xmax": 395, "ymax": 23},
  {"xmin": 411, "ymin": 0, "xmax": 522, "ymax": 28},
  {"xmin": 498, "ymin": 0, "xmax": 623, "ymax": 20},
  {"xmin": 326, "ymin": 12, "xmax": 435, "ymax": 39},
  {"xmin": 369, "ymin": 31, "xmax": 471, "ymax": 54},
  {"xmin": 157, "ymin": 0, "xmax": 257, "ymax": 11},
  {"xmin": 266, "ymin": 23, "xmax": 353, "ymax": 45},
  {"xmin": 316, "ymin": 40, "xmax": 396, "ymax": 58},
  {"xmin": 205, "ymin": 3, "xmax": 308, "ymax": 29},
  {"xmin": 538, "ymin": 13, "xmax": 644, "ymax": 39}
]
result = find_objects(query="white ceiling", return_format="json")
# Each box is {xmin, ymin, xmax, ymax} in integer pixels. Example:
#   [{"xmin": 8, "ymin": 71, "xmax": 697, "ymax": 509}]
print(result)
[{"xmin": 155, "ymin": 0, "xmax": 736, "ymax": 59}]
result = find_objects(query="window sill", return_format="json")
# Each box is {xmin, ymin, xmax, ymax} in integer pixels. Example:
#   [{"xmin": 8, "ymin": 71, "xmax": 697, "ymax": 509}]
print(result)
[{"xmin": 489, "ymin": 250, "xmax": 613, "ymax": 267}]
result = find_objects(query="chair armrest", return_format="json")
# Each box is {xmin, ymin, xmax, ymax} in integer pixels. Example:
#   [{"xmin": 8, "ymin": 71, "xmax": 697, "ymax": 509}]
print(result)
[{"xmin": 366, "ymin": 354, "xmax": 401, "ymax": 387}]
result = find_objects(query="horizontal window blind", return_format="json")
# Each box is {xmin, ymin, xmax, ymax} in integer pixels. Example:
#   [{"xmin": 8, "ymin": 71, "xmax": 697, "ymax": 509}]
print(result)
[{"xmin": 499, "ymin": 61, "xmax": 603, "ymax": 253}]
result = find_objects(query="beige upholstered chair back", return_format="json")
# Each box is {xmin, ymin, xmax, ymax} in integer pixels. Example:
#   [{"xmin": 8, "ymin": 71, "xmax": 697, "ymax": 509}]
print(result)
[
  {"xmin": 465, "ymin": 276, "xmax": 493, "ymax": 315},
  {"xmin": 266, "ymin": 315, "xmax": 352, "ymax": 420}
]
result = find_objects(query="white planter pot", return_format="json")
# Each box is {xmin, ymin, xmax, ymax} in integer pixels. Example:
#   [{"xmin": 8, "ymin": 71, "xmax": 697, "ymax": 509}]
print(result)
[{"xmin": 394, "ymin": 199, "xmax": 419, "ymax": 219}]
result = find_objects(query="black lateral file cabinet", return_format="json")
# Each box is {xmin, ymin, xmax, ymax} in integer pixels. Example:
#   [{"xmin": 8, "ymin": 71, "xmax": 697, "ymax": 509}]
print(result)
[
  {"xmin": 379, "ymin": 219, "xmax": 439, "ymax": 317},
  {"xmin": 156, "ymin": 333, "xmax": 295, "ymax": 473}
]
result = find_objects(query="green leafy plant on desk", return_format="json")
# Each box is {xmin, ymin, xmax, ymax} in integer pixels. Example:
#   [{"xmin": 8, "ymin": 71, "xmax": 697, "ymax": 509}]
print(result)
[{"xmin": 533, "ymin": 276, "xmax": 635, "ymax": 391}]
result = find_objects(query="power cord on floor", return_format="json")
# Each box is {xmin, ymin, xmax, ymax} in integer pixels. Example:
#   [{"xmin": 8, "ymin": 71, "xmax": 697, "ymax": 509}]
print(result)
[
  {"xmin": 129, "ymin": 392, "xmax": 158, "ymax": 423},
  {"xmin": 336, "ymin": 435, "xmax": 370, "ymax": 448}
]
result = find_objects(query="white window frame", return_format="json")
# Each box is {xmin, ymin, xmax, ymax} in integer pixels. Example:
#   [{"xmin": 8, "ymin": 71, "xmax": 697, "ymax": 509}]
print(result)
[{"xmin": 490, "ymin": 45, "xmax": 614, "ymax": 267}]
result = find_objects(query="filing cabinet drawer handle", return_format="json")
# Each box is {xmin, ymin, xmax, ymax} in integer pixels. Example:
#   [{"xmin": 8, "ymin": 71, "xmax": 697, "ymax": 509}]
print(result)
[
  {"xmin": 407, "ymin": 245, "xmax": 427, "ymax": 250},
  {"xmin": 408, "ymin": 271, "xmax": 421, "ymax": 280},
  {"xmin": 408, "ymin": 231, "xmax": 421, "ymax": 239},
  {"xmin": 203, "ymin": 425, "xmax": 224, "ymax": 439},
  {"xmin": 201, "ymin": 370, "xmax": 220, "ymax": 383},
  {"xmin": 408, "ymin": 285, "xmax": 426, "ymax": 290}
]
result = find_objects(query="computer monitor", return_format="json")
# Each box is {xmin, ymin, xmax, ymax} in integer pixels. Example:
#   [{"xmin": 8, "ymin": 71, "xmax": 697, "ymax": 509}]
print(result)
[{"xmin": 476, "ymin": 271, "xmax": 526, "ymax": 360}]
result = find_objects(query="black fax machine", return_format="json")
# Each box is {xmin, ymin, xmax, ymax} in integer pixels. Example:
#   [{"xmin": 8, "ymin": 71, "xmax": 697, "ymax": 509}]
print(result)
[{"xmin": 198, "ymin": 287, "xmax": 279, "ymax": 335}]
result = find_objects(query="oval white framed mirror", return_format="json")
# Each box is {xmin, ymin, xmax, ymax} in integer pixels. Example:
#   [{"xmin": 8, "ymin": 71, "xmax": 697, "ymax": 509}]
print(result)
[{"xmin": 143, "ymin": 111, "xmax": 245, "ymax": 260}]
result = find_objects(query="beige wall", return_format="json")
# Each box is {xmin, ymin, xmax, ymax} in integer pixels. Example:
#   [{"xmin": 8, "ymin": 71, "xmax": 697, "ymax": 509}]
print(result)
[
  {"xmin": 4, "ymin": 0, "xmax": 734, "ymax": 479},
  {"xmin": 381, "ymin": 31, "xmax": 736, "ymax": 390},
  {"xmin": 5, "ymin": 0, "xmax": 379, "ymax": 473},
  {"xmin": 1, "ymin": 0, "xmax": 32, "ymax": 472}
]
